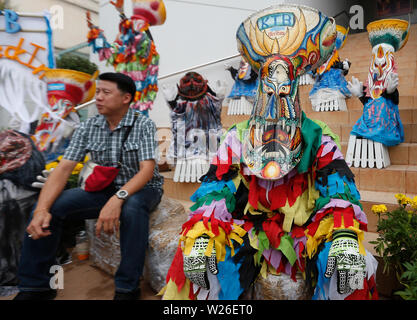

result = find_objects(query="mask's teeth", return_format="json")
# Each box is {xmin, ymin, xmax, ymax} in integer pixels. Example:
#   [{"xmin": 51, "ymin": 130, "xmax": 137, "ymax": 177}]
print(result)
[
  {"xmin": 285, "ymin": 125, "xmax": 291, "ymax": 134},
  {"xmin": 265, "ymin": 151, "xmax": 280, "ymax": 158},
  {"xmin": 255, "ymin": 122, "xmax": 261, "ymax": 145},
  {"xmin": 291, "ymin": 123, "xmax": 296, "ymax": 138}
]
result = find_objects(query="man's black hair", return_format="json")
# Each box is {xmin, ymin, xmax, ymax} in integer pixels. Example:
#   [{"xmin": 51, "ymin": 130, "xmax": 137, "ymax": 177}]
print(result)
[{"xmin": 98, "ymin": 72, "xmax": 136, "ymax": 103}]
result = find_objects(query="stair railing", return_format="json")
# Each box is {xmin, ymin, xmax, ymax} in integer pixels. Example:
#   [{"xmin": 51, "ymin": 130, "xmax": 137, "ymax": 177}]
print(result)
[{"xmin": 74, "ymin": 53, "xmax": 240, "ymax": 111}]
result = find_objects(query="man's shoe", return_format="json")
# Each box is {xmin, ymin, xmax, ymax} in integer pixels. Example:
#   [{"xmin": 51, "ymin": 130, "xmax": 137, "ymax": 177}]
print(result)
[
  {"xmin": 13, "ymin": 289, "xmax": 57, "ymax": 300},
  {"xmin": 113, "ymin": 288, "xmax": 140, "ymax": 300}
]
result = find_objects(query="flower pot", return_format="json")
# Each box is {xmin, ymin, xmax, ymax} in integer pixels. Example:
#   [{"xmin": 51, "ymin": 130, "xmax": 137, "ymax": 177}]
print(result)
[{"xmin": 375, "ymin": 256, "xmax": 404, "ymax": 299}]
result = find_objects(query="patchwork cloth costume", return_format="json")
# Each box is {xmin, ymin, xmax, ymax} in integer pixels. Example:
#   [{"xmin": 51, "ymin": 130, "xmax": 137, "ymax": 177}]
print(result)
[
  {"xmin": 86, "ymin": 0, "xmax": 166, "ymax": 116},
  {"xmin": 309, "ymin": 25, "xmax": 351, "ymax": 111},
  {"xmin": 350, "ymin": 19, "xmax": 409, "ymax": 146},
  {"xmin": 164, "ymin": 72, "xmax": 224, "ymax": 183},
  {"xmin": 162, "ymin": 5, "xmax": 378, "ymax": 300}
]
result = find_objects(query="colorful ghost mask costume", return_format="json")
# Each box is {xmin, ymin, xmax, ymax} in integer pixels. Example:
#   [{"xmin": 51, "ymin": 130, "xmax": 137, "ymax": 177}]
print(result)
[
  {"xmin": 86, "ymin": 0, "xmax": 166, "ymax": 116},
  {"xmin": 226, "ymin": 58, "xmax": 259, "ymax": 116},
  {"xmin": 131, "ymin": 0, "xmax": 166, "ymax": 26},
  {"xmin": 309, "ymin": 25, "xmax": 352, "ymax": 111},
  {"xmin": 236, "ymin": 5, "xmax": 337, "ymax": 179},
  {"xmin": 32, "ymin": 69, "xmax": 96, "ymax": 156},
  {"xmin": 350, "ymin": 18, "xmax": 409, "ymax": 147},
  {"xmin": 166, "ymin": 72, "xmax": 223, "ymax": 171},
  {"xmin": 177, "ymin": 72, "xmax": 208, "ymax": 100},
  {"xmin": 162, "ymin": 5, "xmax": 378, "ymax": 301}
]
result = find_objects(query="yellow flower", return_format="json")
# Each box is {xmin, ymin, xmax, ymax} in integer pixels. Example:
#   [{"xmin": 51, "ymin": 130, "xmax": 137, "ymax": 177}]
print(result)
[
  {"xmin": 371, "ymin": 204, "xmax": 388, "ymax": 215},
  {"xmin": 411, "ymin": 196, "xmax": 417, "ymax": 210},
  {"xmin": 45, "ymin": 161, "xmax": 59, "ymax": 171},
  {"xmin": 71, "ymin": 163, "xmax": 84, "ymax": 175},
  {"xmin": 395, "ymin": 193, "xmax": 405, "ymax": 201},
  {"xmin": 395, "ymin": 193, "xmax": 411, "ymax": 206}
]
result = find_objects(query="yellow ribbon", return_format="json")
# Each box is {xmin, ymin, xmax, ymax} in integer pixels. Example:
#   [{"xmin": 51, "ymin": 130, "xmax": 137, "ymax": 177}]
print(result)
[
  {"xmin": 305, "ymin": 216, "xmax": 366, "ymax": 259},
  {"xmin": 181, "ymin": 221, "xmax": 246, "ymax": 262}
]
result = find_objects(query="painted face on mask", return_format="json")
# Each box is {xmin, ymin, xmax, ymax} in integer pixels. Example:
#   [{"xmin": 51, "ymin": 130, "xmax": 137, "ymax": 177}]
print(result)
[
  {"xmin": 177, "ymin": 72, "xmax": 208, "ymax": 100},
  {"xmin": 368, "ymin": 43, "xmax": 396, "ymax": 99},
  {"xmin": 365, "ymin": 18, "xmax": 410, "ymax": 99},
  {"xmin": 242, "ymin": 56, "xmax": 302, "ymax": 179}
]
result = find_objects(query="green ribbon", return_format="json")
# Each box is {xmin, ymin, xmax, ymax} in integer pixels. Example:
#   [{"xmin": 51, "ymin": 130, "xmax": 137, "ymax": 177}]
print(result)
[
  {"xmin": 278, "ymin": 234, "xmax": 297, "ymax": 266},
  {"xmin": 256, "ymin": 231, "xmax": 270, "ymax": 265},
  {"xmin": 297, "ymin": 112, "xmax": 323, "ymax": 174},
  {"xmin": 190, "ymin": 187, "xmax": 236, "ymax": 213}
]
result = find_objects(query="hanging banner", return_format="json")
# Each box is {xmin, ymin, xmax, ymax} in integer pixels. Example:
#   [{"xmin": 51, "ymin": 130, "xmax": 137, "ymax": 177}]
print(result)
[
  {"xmin": 0, "ymin": 10, "xmax": 55, "ymax": 133},
  {"xmin": 0, "ymin": 10, "xmax": 55, "ymax": 74}
]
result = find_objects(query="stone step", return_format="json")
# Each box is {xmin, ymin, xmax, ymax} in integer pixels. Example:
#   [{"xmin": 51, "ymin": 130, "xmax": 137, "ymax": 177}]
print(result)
[
  {"xmin": 347, "ymin": 62, "xmax": 417, "ymax": 74},
  {"xmin": 157, "ymin": 137, "xmax": 417, "ymax": 171},
  {"xmin": 161, "ymin": 164, "xmax": 417, "ymax": 202},
  {"xmin": 358, "ymin": 190, "xmax": 405, "ymax": 233},
  {"xmin": 220, "ymin": 105, "xmax": 417, "ymax": 131},
  {"xmin": 298, "ymin": 73, "xmax": 417, "ymax": 95},
  {"xmin": 298, "ymin": 90, "xmax": 417, "ymax": 110},
  {"xmin": 350, "ymin": 165, "xmax": 417, "ymax": 195},
  {"xmin": 340, "ymin": 141, "xmax": 417, "ymax": 166},
  {"xmin": 303, "ymin": 108, "xmax": 417, "ymax": 126},
  {"xmin": 161, "ymin": 170, "xmax": 200, "ymax": 201}
]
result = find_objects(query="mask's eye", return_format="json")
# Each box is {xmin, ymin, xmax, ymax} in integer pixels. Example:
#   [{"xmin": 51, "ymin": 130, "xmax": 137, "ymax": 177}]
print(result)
[
  {"xmin": 262, "ymin": 129, "xmax": 274, "ymax": 142},
  {"xmin": 151, "ymin": 1, "xmax": 160, "ymax": 10},
  {"xmin": 277, "ymin": 130, "xmax": 289, "ymax": 144}
]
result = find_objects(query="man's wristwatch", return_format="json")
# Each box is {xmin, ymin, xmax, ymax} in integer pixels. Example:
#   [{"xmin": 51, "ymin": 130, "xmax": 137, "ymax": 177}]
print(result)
[{"xmin": 115, "ymin": 189, "xmax": 129, "ymax": 200}]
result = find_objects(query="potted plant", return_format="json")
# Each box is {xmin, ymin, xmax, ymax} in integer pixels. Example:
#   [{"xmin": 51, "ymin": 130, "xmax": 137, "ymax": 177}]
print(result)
[
  {"xmin": 370, "ymin": 194, "xmax": 417, "ymax": 299},
  {"xmin": 395, "ymin": 260, "xmax": 417, "ymax": 300}
]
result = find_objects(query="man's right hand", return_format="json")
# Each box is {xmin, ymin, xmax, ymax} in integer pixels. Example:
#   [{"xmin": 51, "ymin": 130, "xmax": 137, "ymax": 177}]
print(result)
[
  {"xmin": 26, "ymin": 209, "xmax": 52, "ymax": 240},
  {"xmin": 27, "ymin": 159, "xmax": 78, "ymax": 240}
]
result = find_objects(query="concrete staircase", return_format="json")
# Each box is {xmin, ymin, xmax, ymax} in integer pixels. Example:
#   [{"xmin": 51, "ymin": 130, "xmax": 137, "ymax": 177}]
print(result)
[{"xmin": 159, "ymin": 25, "xmax": 417, "ymax": 235}]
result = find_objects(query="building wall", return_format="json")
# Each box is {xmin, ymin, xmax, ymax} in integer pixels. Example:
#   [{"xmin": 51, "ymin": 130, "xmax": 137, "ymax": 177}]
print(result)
[
  {"xmin": 9, "ymin": 0, "xmax": 99, "ymax": 53},
  {"xmin": 0, "ymin": 0, "xmax": 99, "ymax": 130}
]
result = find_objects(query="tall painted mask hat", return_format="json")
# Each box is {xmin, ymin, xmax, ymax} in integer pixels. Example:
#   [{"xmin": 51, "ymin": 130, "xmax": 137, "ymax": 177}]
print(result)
[
  {"xmin": 33, "ymin": 69, "xmax": 97, "ymax": 151},
  {"xmin": 366, "ymin": 18, "xmax": 409, "ymax": 99},
  {"xmin": 316, "ymin": 24, "xmax": 349, "ymax": 76},
  {"xmin": 236, "ymin": 4, "xmax": 336, "ymax": 179},
  {"xmin": 131, "ymin": 0, "xmax": 167, "ymax": 26}
]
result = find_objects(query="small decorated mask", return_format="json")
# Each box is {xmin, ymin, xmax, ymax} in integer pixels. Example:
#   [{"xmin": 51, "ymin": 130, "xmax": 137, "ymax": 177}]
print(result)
[
  {"xmin": 367, "ymin": 43, "xmax": 396, "ymax": 99},
  {"xmin": 177, "ymin": 72, "xmax": 208, "ymax": 100},
  {"xmin": 236, "ymin": 5, "xmax": 336, "ymax": 179},
  {"xmin": 366, "ymin": 18, "xmax": 409, "ymax": 99}
]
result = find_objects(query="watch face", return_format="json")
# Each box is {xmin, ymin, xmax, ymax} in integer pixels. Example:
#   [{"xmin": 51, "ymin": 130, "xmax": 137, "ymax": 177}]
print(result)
[{"xmin": 117, "ymin": 190, "xmax": 128, "ymax": 199}]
